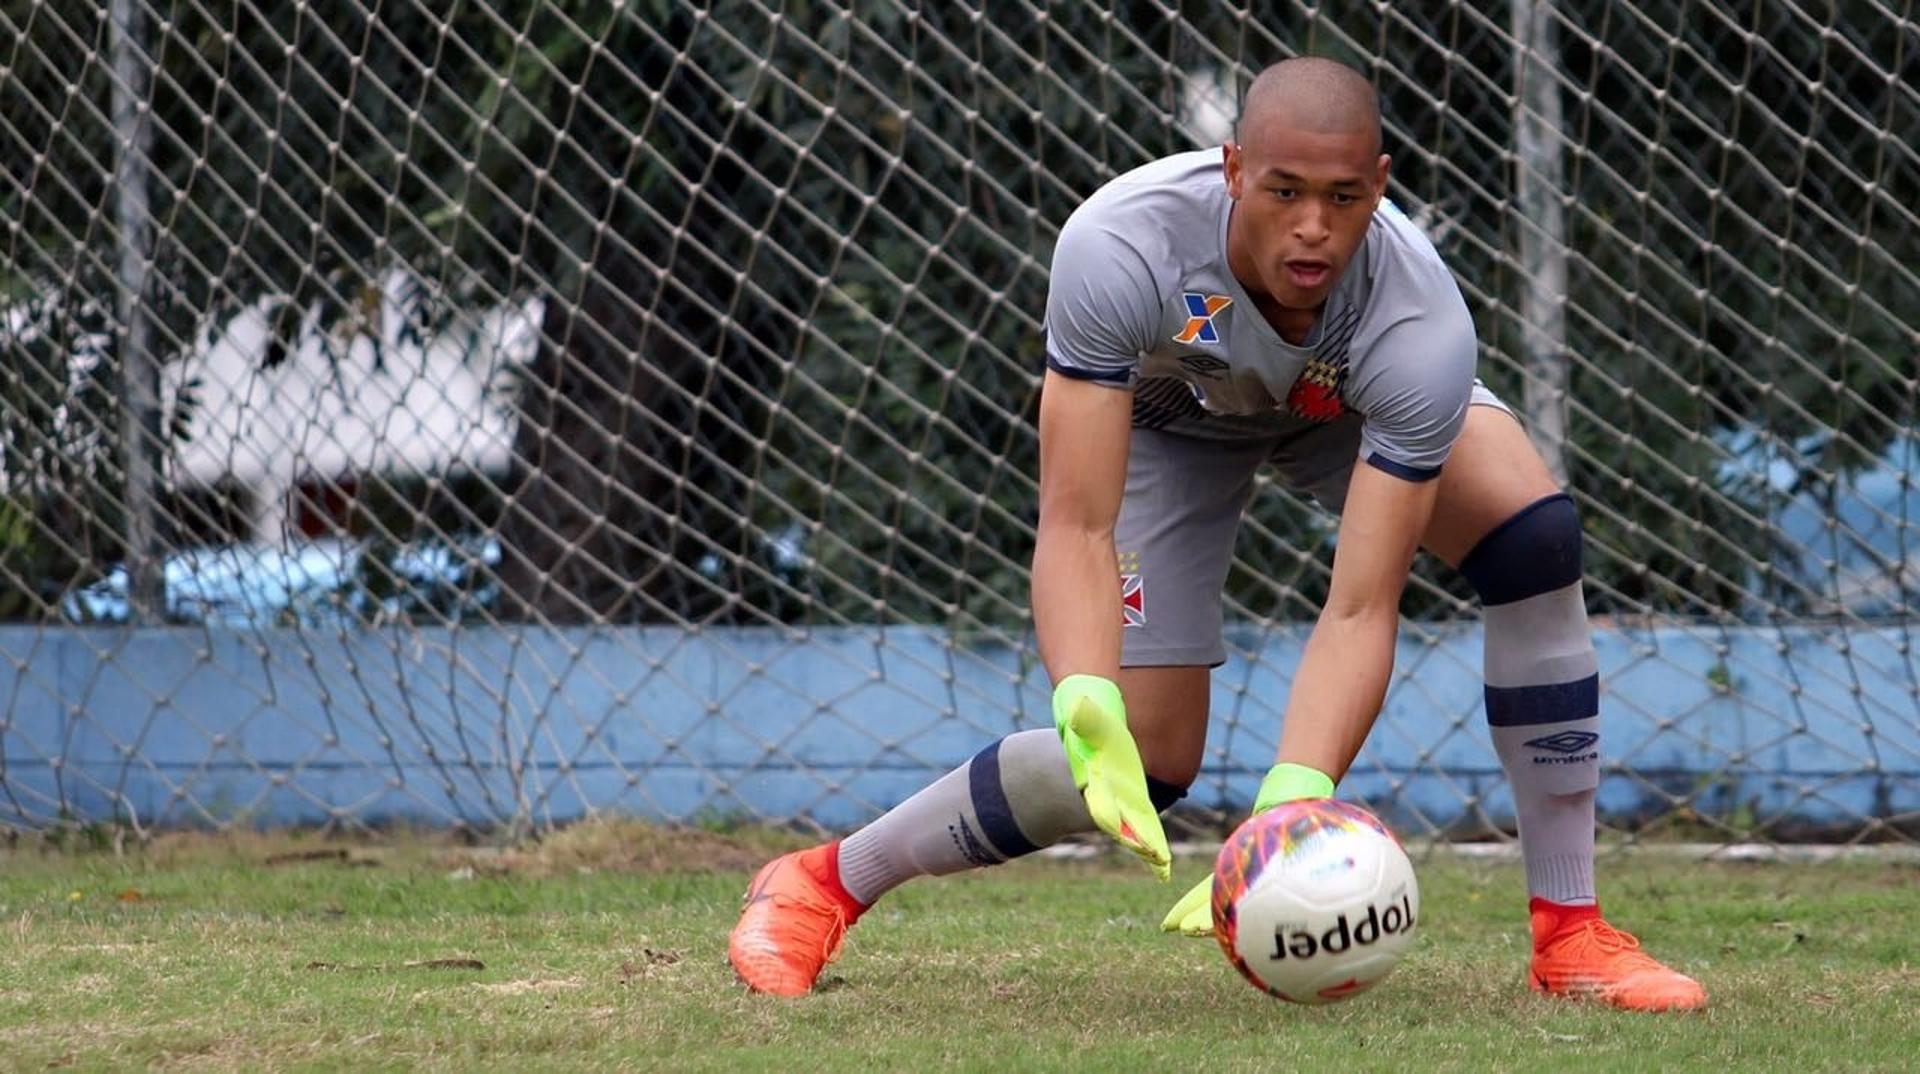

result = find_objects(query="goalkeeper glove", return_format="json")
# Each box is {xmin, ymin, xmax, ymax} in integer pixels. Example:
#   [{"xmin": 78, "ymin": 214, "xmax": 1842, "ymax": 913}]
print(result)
[
  {"xmin": 1052, "ymin": 674, "xmax": 1171, "ymax": 881},
  {"xmin": 1158, "ymin": 761, "xmax": 1335, "ymax": 936}
]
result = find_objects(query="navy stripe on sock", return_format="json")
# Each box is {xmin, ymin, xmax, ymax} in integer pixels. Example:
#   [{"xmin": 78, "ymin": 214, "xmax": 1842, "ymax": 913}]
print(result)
[
  {"xmin": 968, "ymin": 740, "xmax": 1041, "ymax": 859},
  {"xmin": 1485, "ymin": 674, "xmax": 1600, "ymax": 727}
]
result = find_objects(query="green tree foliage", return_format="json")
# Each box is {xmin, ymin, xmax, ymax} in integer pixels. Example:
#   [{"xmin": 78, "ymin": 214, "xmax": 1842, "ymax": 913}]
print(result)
[{"xmin": 1, "ymin": 1, "xmax": 1911, "ymax": 625}]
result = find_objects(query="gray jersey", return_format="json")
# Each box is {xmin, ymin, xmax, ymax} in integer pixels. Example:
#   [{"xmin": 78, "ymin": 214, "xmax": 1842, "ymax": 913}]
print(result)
[{"xmin": 1044, "ymin": 149, "xmax": 1478, "ymax": 480}]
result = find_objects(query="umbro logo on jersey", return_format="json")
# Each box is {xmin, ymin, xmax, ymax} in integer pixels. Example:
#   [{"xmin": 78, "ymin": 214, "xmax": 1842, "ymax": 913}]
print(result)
[
  {"xmin": 1179, "ymin": 353, "xmax": 1230, "ymax": 379},
  {"xmin": 1525, "ymin": 731, "xmax": 1600, "ymax": 754},
  {"xmin": 1174, "ymin": 293, "xmax": 1233, "ymax": 344}
]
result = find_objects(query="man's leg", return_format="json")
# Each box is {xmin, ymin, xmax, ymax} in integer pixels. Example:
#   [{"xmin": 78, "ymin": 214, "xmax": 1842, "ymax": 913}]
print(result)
[
  {"xmin": 1421, "ymin": 404, "xmax": 1598, "ymax": 908},
  {"xmin": 1424, "ymin": 402, "xmax": 1704, "ymax": 1012},
  {"xmin": 728, "ymin": 429, "xmax": 1263, "ymax": 996},
  {"xmin": 828, "ymin": 426, "xmax": 1239, "ymax": 908},
  {"xmin": 835, "ymin": 664, "xmax": 1211, "ymax": 905}
]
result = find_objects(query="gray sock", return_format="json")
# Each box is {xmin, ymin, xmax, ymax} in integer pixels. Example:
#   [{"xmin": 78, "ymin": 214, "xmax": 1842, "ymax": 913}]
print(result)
[
  {"xmin": 1485, "ymin": 580, "xmax": 1601, "ymax": 905},
  {"xmin": 836, "ymin": 729, "xmax": 1092, "ymax": 905}
]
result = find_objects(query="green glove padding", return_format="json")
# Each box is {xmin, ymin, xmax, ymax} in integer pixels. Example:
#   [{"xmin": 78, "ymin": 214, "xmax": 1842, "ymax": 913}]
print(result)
[
  {"xmin": 1052, "ymin": 674, "xmax": 1171, "ymax": 881},
  {"xmin": 1159, "ymin": 762, "xmax": 1335, "ymax": 935}
]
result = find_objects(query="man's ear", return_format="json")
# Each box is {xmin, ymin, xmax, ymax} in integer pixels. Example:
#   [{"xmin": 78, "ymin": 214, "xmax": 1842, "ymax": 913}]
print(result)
[
  {"xmin": 1223, "ymin": 141, "xmax": 1243, "ymax": 199},
  {"xmin": 1373, "ymin": 153, "xmax": 1391, "ymax": 208}
]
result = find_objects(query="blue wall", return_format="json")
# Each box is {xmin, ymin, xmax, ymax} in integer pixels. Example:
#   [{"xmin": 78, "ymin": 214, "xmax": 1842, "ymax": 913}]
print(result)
[{"xmin": 1, "ymin": 624, "xmax": 1915, "ymax": 833}]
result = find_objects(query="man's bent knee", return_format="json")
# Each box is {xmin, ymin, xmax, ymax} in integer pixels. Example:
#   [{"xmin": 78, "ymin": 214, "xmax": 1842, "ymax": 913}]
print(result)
[
  {"xmin": 1117, "ymin": 664, "xmax": 1211, "ymax": 791},
  {"xmin": 1145, "ymin": 774, "xmax": 1190, "ymax": 813},
  {"xmin": 1458, "ymin": 492, "xmax": 1583, "ymax": 605}
]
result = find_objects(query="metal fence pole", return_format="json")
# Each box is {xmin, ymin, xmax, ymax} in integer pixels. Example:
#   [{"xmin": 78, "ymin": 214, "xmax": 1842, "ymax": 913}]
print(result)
[
  {"xmin": 109, "ymin": 0, "xmax": 163, "ymax": 622},
  {"xmin": 1513, "ymin": 0, "xmax": 1570, "ymax": 484}
]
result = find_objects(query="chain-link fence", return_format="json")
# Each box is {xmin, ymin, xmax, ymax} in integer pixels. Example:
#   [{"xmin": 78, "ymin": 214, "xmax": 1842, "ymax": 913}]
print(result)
[{"xmin": 2, "ymin": 1, "xmax": 1915, "ymax": 840}]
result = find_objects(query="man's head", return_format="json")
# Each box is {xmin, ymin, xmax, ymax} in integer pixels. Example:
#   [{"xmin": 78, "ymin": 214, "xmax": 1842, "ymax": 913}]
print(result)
[{"xmin": 1223, "ymin": 57, "xmax": 1388, "ymax": 312}]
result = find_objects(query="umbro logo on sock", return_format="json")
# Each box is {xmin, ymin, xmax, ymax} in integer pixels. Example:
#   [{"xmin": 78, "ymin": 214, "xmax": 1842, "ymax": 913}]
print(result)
[
  {"xmin": 1528, "ymin": 730, "xmax": 1605, "ymax": 756},
  {"xmin": 1525, "ymin": 731, "xmax": 1599, "ymax": 754},
  {"xmin": 948, "ymin": 818, "xmax": 1001, "ymax": 868},
  {"xmin": 1524, "ymin": 730, "xmax": 1599, "ymax": 764}
]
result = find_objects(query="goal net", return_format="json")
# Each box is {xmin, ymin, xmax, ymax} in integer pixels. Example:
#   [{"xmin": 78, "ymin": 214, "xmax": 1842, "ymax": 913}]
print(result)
[{"xmin": 1, "ymin": 1, "xmax": 1914, "ymax": 842}]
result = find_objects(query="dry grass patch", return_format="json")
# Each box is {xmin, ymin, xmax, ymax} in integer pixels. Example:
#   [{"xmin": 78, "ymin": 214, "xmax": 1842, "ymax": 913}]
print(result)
[
  {"xmin": 475, "ymin": 977, "xmax": 586, "ymax": 995},
  {"xmin": 438, "ymin": 817, "xmax": 803, "ymax": 877}
]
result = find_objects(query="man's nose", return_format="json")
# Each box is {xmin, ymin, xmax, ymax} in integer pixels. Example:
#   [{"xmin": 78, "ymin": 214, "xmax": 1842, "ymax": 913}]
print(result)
[{"xmin": 1292, "ymin": 201, "xmax": 1330, "ymax": 244}]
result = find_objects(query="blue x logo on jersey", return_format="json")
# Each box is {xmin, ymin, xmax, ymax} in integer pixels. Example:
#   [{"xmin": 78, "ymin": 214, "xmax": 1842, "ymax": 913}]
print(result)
[{"xmin": 1175, "ymin": 292, "xmax": 1233, "ymax": 344}]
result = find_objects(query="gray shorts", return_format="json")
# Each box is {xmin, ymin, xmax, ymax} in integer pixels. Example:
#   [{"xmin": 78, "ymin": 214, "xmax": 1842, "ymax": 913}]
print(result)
[{"xmin": 1116, "ymin": 382, "xmax": 1510, "ymax": 667}]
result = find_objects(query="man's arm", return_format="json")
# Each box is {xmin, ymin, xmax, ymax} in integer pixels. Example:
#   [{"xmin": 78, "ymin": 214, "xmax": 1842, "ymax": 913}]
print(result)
[
  {"xmin": 1277, "ymin": 460, "xmax": 1440, "ymax": 777},
  {"xmin": 1157, "ymin": 455, "xmax": 1440, "ymax": 934},
  {"xmin": 1030, "ymin": 368, "xmax": 1171, "ymax": 878},
  {"xmin": 1031, "ymin": 369, "xmax": 1133, "ymax": 681}
]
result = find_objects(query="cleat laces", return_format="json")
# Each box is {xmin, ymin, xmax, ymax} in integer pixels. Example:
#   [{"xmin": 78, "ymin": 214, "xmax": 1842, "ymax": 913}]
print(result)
[
  {"xmin": 1552, "ymin": 918, "xmax": 1658, "ymax": 970},
  {"xmin": 768, "ymin": 893, "xmax": 849, "ymax": 965}
]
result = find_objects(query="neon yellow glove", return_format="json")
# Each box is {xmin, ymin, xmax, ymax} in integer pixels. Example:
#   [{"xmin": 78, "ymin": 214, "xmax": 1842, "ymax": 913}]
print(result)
[
  {"xmin": 1159, "ymin": 761, "xmax": 1335, "ymax": 936},
  {"xmin": 1053, "ymin": 674, "xmax": 1170, "ymax": 881}
]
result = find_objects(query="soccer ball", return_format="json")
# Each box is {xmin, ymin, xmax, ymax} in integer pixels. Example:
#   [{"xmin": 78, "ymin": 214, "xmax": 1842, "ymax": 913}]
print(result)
[{"xmin": 1212, "ymin": 798, "xmax": 1419, "ymax": 1003}]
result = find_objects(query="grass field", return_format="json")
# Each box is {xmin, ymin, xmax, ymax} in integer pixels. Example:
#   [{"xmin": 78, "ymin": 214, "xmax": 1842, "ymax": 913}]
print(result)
[{"xmin": 1, "ymin": 822, "xmax": 1915, "ymax": 1072}]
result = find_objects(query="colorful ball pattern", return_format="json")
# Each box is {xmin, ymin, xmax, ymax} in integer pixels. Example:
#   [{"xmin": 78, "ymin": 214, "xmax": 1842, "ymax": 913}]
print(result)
[{"xmin": 1211, "ymin": 798, "xmax": 1406, "ymax": 1000}]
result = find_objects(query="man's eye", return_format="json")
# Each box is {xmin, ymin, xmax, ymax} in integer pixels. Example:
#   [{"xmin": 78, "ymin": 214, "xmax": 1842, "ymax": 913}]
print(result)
[
  {"xmin": 1331, "ymin": 192, "xmax": 1357, "ymax": 206},
  {"xmin": 1271, "ymin": 188, "xmax": 1297, "ymax": 200}
]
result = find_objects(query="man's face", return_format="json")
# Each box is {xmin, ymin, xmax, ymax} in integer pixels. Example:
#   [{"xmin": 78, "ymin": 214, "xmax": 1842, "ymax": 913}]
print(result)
[{"xmin": 1224, "ymin": 121, "xmax": 1388, "ymax": 310}]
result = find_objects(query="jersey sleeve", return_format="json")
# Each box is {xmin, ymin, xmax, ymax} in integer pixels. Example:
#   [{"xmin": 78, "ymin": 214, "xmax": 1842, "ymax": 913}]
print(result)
[
  {"xmin": 1342, "ymin": 269, "xmax": 1479, "ymax": 482},
  {"xmin": 1042, "ymin": 214, "xmax": 1161, "ymax": 390}
]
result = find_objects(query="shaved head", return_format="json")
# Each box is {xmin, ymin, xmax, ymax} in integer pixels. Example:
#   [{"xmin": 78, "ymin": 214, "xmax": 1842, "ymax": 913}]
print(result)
[
  {"xmin": 1220, "ymin": 56, "xmax": 1389, "ymax": 325},
  {"xmin": 1238, "ymin": 57, "xmax": 1381, "ymax": 156}
]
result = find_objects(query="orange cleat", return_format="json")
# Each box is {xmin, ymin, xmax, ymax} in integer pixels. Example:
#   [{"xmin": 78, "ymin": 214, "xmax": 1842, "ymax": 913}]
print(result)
[
  {"xmin": 1529, "ymin": 898, "xmax": 1707, "ymax": 1012},
  {"xmin": 727, "ymin": 842, "xmax": 867, "ymax": 997}
]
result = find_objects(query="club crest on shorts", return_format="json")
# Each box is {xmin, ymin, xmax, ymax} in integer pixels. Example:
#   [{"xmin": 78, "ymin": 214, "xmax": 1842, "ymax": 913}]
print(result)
[
  {"xmin": 1174, "ymin": 293, "xmax": 1233, "ymax": 344},
  {"xmin": 1118, "ymin": 550, "xmax": 1145, "ymax": 627}
]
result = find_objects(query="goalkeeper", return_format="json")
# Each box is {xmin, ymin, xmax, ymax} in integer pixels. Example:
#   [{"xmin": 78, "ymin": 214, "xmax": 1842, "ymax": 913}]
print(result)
[{"xmin": 728, "ymin": 56, "xmax": 1704, "ymax": 1012}]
